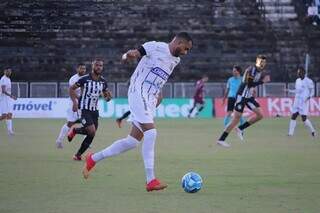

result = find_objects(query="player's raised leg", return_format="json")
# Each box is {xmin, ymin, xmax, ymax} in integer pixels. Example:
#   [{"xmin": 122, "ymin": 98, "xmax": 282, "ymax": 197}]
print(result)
[
  {"xmin": 83, "ymin": 124, "xmax": 142, "ymax": 179},
  {"xmin": 217, "ymin": 111, "xmax": 242, "ymax": 147},
  {"xmin": 238, "ymin": 107, "xmax": 263, "ymax": 132},
  {"xmin": 188, "ymin": 101, "xmax": 196, "ymax": 118}
]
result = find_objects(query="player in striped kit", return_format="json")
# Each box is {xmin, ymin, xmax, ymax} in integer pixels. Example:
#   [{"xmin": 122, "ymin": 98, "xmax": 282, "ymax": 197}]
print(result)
[
  {"xmin": 0, "ymin": 68, "xmax": 17, "ymax": 135},
  {"xmin": 55, "ymin": 63, "xmax": 86, "ymax": 149},
  {"xmin": 82, "ymin": 32, "xmax": 193, "ymax": 192},
  {"xmin": 216, "ymin": 55, "xmax": 270, "ymax": 147},
  {"xmin": 287, "ymin": 67, "xmax": 316, "ymax": 137},
  {"xmin": 67, "ymin": 59, "xmax": 112, "ymax": 160}
]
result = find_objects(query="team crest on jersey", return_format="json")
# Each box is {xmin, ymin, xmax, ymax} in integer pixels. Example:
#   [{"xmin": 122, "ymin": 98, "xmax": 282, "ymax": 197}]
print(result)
[{"xmin": 82, "ymin": 118, "xmax": 86, "ymax": 125}]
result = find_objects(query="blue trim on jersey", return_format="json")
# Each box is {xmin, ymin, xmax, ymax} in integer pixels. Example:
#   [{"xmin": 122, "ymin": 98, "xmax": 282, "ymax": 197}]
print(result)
[
  {"xmin": 150, "ymin": 67, "xmax": 169, "ymax": 80},
  {"xmin": 144, "ymin": 80, "xmax": 161, "ymax": 90},
  {"xmin": 227, "ymin": 76, "xmax": 242, "ymax": 97}
]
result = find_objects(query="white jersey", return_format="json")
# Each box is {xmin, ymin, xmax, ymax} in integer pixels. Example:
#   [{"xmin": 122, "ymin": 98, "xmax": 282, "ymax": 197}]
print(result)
[
  {"xmin": 0, "ymin": 75, "xmax": 13, "ymax": 114},
  {"xmin": 69, "ymin": 73, "xmax": 82, "ymax": 98},
  {"xmin": 66, "ymin": 73, "xmax": 83, "ymax": 122},
  {"xmin": 129, "ymin": 41, "xmax": 180, "ymax": 97},
  {"xmin": 0, "ymin": 75, "xmax": 12, "ymax": 99},
  {"xmin": 291, "ymin": 77, "xmax": 314, "ymax": 115},
  {"xmin": 294, "ymin": 77, "xmax": 314, "ymax": 100}
]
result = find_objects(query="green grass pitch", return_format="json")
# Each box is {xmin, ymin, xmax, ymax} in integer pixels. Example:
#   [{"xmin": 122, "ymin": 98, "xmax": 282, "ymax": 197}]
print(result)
[{"xmin": 0, "ymin": 118, "xmax": 319, "ymax": 213}]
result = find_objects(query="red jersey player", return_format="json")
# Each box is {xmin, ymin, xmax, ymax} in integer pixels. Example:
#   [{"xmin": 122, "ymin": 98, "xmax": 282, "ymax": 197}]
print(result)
[{"xmin": 188, "ymin": 75, "xmax": 208, "ymax": 118}]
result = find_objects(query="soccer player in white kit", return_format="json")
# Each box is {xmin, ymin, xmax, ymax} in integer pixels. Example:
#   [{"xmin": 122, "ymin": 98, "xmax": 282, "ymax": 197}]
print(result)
[
  {"xmin": 287, "ymin": 67, "xmax": 316, "ymax": 137},
  {"xmin": 55, "ymin": 64, "xmax": 86, "ymax": 148},
  {"xmin": 82, "ymin": 32, "xmax": 193, "ymax": 191},
  {"xmin": 0, "ymin": 68, "xmax": 17, "ymax": 135}
]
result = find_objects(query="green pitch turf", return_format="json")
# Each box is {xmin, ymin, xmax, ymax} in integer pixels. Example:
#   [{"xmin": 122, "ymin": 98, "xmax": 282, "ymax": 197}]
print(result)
[{"xmin": 0, "ymin": 118, "xmax": 319, "ymax": 213}]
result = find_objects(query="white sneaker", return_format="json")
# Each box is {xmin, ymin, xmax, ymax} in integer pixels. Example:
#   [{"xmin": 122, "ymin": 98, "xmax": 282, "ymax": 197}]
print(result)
[
  {"xmin": 235, "ymin": 127, "xmax": 244, "ymax": 141},
  {"xmin": 216, "ymin": 140, "xmax": 231, "ymax": 148},
  {"xmin": 8, "ymin": 131, "xmax": 15, "ymax": 136},
  {"xmin": 56, "ymin": 141, "xmax": 63, "ymax": 149}
]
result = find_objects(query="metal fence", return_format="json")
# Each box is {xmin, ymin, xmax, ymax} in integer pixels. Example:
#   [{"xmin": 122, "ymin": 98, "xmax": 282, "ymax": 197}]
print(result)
[
  {"xmin": 12, "ymin": 82, "xmax": 28, "ymax": 98},
  {"xmin": 11, "ymin": 81, "xmax": 320, "ymax": 98},
  {"xmin": 30, "ymin": 82, "xmax": 58, "ymax": 98},
  {"xmin": 261, "ymin": 83, "xmax": 287, "ymax": 97}
]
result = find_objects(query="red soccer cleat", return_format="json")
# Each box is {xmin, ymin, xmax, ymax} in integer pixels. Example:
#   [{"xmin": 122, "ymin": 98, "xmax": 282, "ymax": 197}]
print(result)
[
  {"xmin": 67, "ymin": 128, "xmax": 76, "ymax": 142},
  {"xmin": 82, "ymin": 152, "xmax": 96, "ymax": 179},
  {"xmin": 73, "ymin": 155, "xmax": 82, "ymax": 161},
  {"xmin": 146, "ymin": 178, "xmax": 168, "ymax": 192}
]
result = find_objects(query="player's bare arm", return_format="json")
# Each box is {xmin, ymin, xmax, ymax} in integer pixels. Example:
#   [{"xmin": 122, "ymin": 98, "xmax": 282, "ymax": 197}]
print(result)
[
  {"xmin": 69, "ymin": 84, "xmax": 79, "ymax": 112},
  {"xmin": 1, "ymin": 85, "xmax": 17, "ymax": 100},
  {"xmin": 156, "ymin": 92, "xmax": 163, "ymax": 107},
  {"xmin": 102, "ymin": 89, "xmax": 112, "ymax": 102},
  {"xmin": 262, "ymin": 75, "xmax": 270, "ymax": 83},
  {"xmin": 245, "ymin": 72, "xmax": 269, "ymax": 87},
  {"xmin": 222, "ymin": 87, "xmax": 229, "ymax": 105},
  {"xmin": 121, "ymin": 49, "xmax": 142, "ymax": 63}
]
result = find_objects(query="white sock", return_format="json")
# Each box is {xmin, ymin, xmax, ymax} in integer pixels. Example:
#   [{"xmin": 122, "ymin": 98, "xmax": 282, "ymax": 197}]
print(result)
[
  {"xmin": 6, "ymin": 119, "xmax": 13, "ymax": 132},
  {"xmin": 288, "ymin": 119, "xmax": 296, "ymax": 136},
  {"xmin": 92, "ymin": 135, "xmax": 139, "ymax": 162},
  {"xmin": 304, "ymin": 119, "xmax": 315, "ymax": 133},
  {"xmin": 56, "ymin": 124, "xmax": 70, "ymax": 143},
  {"xmin": 142, "ymin": 129, "xmax": 157, "ymax": 183}
]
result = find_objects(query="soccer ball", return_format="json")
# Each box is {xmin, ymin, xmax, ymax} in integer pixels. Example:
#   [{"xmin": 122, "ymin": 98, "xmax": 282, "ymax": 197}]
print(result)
[{"xmin": 181, "ymin": 172, "xmax": 203, "ymax": 193}]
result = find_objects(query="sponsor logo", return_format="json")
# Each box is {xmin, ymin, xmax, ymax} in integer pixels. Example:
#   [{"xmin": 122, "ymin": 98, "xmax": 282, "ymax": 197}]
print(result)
[
  {"xmin": 101, "ymin": 98, "xmax": 212, "ymax": 118},
  {"xmin": 215, "ymin": 97, "xmax": 320, "ymax": 117},
  {"xmin": 13, "ymin": 101, "xmax": 54, "ymax": 111},
  {"xmin": 150, "ymin": 67, "xmax": 169, "ymax": 80}
]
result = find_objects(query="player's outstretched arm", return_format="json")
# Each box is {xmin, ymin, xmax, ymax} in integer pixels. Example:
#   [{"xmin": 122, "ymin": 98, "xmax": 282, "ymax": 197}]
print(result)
[
  {"xmin": 69, "ymin": 84, "xmax": 79, "ymax": 112},
  {"xmin": 284, "ymin": 88, "xmax": 296, "ymax": 93},
  {"xmin": 121, "ymin": 49, "xmax": 142, "ymax": 63}
]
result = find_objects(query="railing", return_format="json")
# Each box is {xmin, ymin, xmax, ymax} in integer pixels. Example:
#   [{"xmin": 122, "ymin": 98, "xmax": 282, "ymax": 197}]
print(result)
[{"xmin": 10, "ymin": 81, "xmax": 319, "ymax": 98}]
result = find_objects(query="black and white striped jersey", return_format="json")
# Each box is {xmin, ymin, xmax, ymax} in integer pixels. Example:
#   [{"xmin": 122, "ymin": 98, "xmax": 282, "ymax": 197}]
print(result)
[
  {"xmin": 76, "ymin": 73, "xmax": 108, "ymax": 111},
  {"xmin": 236, "ymin": 65, "xmax": 263, "ymax": 98}
]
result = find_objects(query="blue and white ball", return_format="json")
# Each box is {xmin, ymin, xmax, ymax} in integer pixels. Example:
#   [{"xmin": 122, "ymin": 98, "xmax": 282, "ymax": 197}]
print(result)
[{"xmin": 181, "ymin": 172, "xmax": 203, "ymax": 193}]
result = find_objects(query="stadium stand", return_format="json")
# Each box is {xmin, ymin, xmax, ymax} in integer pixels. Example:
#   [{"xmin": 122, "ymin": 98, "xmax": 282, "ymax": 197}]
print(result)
[{"xmin": 0, "ymin": 0, "xmax": 319, "ymax": 82}]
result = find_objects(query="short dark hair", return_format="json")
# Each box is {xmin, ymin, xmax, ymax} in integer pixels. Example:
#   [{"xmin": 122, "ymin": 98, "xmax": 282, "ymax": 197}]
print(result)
[
  {"xmin": 298, "ymin": 66, "xmax": 306, "ymax": 74},
  {"xmin": 93, "ymin": 58, "xmax": 104, "ymax": 63},
  {"xmin": 233, "ymin": 65, "xmax": 242, "ymax": 74},
  {"xmin": 175, "ymin": 32, "xmax": 193, "ymax": 43},
  {"xmin": 257, "ymin": 54, "xmax": 267, "ymax": 60},
  {"xmin": 77, "ymin": 63, "xmax": 85, "ymax": 67}
]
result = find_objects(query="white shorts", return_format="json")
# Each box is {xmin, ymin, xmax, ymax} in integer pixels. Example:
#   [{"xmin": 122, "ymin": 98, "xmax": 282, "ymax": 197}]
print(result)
[
  {"xmin": 128, "ymin": 90, "xmax": 156, "ymax": 124},
  {"xmin": 292, "ymin": 97, "xmax": 309, "ymax": 115},
  {"xmin": 66, "ymin": 107, "xmax": 81, "ymax": 122},
  {"xmin": 0, "ymin": 97, "xmax": 13, "ymax": 114}
]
